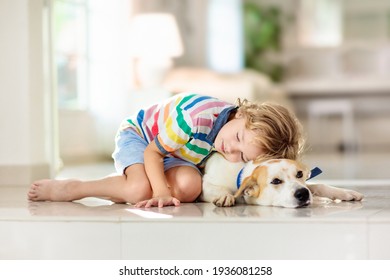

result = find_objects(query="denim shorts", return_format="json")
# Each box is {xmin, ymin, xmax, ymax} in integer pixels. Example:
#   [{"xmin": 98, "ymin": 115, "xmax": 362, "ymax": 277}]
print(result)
[{"xmin": 112, "ymin": 129, "xmax": 200, "ymax": 175}]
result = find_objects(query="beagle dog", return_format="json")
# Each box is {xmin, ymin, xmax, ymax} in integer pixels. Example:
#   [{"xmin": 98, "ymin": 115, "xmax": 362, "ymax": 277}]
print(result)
[{"xmin": 200, "ymin": 152, "xmax": 364, "ymax": 208}]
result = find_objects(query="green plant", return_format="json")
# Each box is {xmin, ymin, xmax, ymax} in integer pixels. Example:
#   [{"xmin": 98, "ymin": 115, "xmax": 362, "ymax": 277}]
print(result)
[{"xmin": 243, "ymin": 2, "xmax": 283, "ymax": 81}]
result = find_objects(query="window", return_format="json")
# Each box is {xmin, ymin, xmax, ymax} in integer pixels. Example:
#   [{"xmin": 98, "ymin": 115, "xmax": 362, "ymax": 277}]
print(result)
[
  {"xmin": 53, "ymin": 0, "xmax": 88, "ymax": 109},
  {"xmin": 207, "ymin": 0, "xmax": 243, "ymax": 73}
]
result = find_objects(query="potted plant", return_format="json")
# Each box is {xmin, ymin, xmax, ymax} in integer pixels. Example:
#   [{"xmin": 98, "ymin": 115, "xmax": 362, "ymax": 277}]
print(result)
[{"xmin": 243, "ymin": 2, "xmax": 283, "ymax": 81}]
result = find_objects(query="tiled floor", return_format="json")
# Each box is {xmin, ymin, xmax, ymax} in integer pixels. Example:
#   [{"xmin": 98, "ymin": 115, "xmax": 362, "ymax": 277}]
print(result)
[{"xmin": 1, "ymin": 153, "xmax": 390, "ymax": 260}]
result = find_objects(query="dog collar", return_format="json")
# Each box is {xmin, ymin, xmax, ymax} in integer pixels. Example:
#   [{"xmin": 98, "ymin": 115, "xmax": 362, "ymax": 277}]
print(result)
[
  {"xmin": 236, "ymin": 168, "xmax": 245, "ymax": 189},
  {"xmin": 307, "ymin": 167, "xmax": 322, "ymax": 180},
  {"xmin": 235, "ymin": 166, "xmax": 323, "ymax": 189}
]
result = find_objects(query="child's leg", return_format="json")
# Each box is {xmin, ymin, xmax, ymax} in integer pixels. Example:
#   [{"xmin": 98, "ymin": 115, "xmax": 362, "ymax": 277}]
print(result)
[
  {"xmin": 165, "ymin": 165, "xmax": 202, "ymax": 203},
  {"xmin": 28, "ymin": 163, "xmax": 152, "ymax": 203}
]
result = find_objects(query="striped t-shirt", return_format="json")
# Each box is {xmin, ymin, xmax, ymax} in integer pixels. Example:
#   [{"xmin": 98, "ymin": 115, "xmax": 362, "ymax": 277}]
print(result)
[{"xmin": 119, "ymin": 93, "xmax": 235, "ymax": 165}]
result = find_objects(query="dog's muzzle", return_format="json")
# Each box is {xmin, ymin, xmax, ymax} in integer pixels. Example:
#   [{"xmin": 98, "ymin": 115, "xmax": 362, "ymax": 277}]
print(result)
[{"xmin": 294, "ymin": 187, "xmax": 311, "ymax": 207}]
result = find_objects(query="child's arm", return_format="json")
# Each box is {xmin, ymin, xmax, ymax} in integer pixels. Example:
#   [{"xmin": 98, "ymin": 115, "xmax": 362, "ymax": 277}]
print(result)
[{"xmin": 134, "ymin": 140, "xmax": 180, "ymax": 208}]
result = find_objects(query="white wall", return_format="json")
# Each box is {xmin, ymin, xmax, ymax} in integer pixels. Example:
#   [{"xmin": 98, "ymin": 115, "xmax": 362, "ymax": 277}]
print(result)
[{"xmin": 0, "ymin": 0, "xmax": 53, "ymax": 185}]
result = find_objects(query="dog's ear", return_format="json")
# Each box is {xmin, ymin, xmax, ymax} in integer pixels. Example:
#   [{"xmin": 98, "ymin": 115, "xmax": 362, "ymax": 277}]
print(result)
[
  {"xmin": 234, "ymin": 177, "xmax": 258, "ymax": 198},
  {"xmin": 234, "ymin": 166, "xmax": 266, "ymax": 198}
]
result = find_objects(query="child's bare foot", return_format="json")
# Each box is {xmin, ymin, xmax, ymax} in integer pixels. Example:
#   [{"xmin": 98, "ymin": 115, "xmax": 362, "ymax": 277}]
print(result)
[{"xmin": 28, "ymin": 179, "xmax": 79, "ymax": 202}]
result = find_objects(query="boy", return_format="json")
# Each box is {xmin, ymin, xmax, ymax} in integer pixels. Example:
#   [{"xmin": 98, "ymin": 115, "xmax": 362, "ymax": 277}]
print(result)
[{"xmin": 28, "ymin": 93, "xmax": 304, "ymax": 208}]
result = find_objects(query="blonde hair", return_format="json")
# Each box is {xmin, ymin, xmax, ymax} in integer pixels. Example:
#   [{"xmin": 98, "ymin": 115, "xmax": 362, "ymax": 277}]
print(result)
[{"xmin": 236, "ymin": 99, "xmax": 305, "ymax": 160}]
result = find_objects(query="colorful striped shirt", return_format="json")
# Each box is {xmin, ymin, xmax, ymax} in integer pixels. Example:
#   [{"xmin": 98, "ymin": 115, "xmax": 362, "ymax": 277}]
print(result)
[{"xmin": 120, "ymin": 93, "xmax": 235, "ymax": 165}]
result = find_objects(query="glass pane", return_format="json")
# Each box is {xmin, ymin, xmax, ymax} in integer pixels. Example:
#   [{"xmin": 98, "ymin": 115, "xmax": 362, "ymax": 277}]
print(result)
[
  {"xmin": 53, "ymin": 1, "xmax": 87, "ymax": 108},
  {"xmin": 207, "ymin": 0, "xmax": 243, "ymax": 73}
]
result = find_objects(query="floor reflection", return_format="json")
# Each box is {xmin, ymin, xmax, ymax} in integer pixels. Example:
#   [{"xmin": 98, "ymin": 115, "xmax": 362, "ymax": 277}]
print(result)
[{"xmin": 27, "ymin": 196, "xmax": 364, "ymax": 220}]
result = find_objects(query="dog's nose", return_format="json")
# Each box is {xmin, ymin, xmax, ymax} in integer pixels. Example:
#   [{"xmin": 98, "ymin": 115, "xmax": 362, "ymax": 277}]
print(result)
[{"xmin": 294, "ymin": 188, "xmax": 310, "ymax": 203}]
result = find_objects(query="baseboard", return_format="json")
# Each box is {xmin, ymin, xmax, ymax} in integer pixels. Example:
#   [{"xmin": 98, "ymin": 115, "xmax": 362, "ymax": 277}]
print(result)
[{"xmin": 0, "ymin": 163, "xmax": 51, "ymax": 187}]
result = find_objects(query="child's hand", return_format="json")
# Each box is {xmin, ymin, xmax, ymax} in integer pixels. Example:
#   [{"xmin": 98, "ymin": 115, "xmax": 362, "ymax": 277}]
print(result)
[{"xmin": 134, "ymin": 196, "xmax": 181, "ymax": 208}]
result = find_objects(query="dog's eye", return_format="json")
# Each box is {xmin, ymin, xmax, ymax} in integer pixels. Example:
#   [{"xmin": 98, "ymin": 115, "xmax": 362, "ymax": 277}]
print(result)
[
  {"xmin": 271, "ymin": 178, "xmax": 282, "ymax": 185},
  {"xmin": 296, "ymin": 171, "xmax": 303, "ymax": 178}
]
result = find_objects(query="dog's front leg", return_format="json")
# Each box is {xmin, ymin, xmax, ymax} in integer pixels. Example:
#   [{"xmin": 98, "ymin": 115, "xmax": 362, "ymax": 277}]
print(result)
[
  {"xmin": 213, "ymin": 193, "xmax": 236, "ymax": 207},
  {"xmin": 307, "ymin": 183, "xmax": 364, "ymax": 201},
  {"xmin": 200, "ymin": 182, "xmax": 236, "ymax": 207}
]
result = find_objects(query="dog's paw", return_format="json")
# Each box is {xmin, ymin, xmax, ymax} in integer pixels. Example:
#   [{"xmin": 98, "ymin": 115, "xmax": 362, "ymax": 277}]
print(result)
[
  {"xmin": 213, "ymin": 194, "xmax": 235, "ymax": 207},
  {"xmin": 337, "ymin": 189, "xmax": 364, "ymax": 201},
  {"xmin": 311, "ymin": 184, "xmax": 364, "ymax": 202},
  {"xmin": 328, "ymin": 188, "xmax": 364, "ymax": 201}
]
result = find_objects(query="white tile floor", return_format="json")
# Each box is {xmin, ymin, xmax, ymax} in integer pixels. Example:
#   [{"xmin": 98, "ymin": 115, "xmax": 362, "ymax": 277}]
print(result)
[{"xmin": 1, "ymin": 153, "xmax": 390, "ymax": 260}]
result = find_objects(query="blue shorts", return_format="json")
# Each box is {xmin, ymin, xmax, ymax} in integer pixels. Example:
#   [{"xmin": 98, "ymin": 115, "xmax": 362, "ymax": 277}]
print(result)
[{"xmin": 112, "ymin": 129, "xmax": 200, "ymax": 175}]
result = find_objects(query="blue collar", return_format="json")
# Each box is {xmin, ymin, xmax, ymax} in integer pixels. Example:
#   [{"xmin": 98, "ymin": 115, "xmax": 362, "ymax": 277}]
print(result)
[
  {"xmin": 236, "ymin": 166, "xmax": 323, "ymax": 189},
  {"xmin": 236, "ymin": 168, "xmax": 245, "ymax": 189},
  {"xmin": 307, "ymin": 167, "xmax": 322, "ymax": 180},
  {"xmin": 205, "ymin": 106, "xmax": 237, "ymax": 145}
]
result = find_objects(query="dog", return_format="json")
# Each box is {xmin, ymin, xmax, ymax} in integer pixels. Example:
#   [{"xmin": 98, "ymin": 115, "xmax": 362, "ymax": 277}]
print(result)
[{"xmin": 200, "ymin": 152, "xmax": 364, "ymax": 208}]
